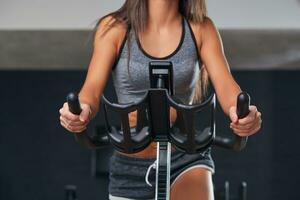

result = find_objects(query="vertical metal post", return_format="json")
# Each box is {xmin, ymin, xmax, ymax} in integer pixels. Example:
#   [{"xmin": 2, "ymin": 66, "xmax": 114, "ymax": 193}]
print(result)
[
  {"xmin": 224, "ymin": 181, "xmax": 230, "ymax": 200},
  {"xmin": 155, "ymin": 142, "xmax": 171, "ymax": 200},
  {"xmin": 240, "ymin": 181, "xmax": 247, "ymax": 200},
  {"xmin": 65, "ymin": 185, "xmax": 78, "ymax": 200}
]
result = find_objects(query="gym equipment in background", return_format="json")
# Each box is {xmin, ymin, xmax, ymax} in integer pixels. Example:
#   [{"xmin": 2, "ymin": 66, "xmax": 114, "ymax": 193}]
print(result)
[{"xmin": 65, "ymin": 185, "xmax": 77, "ymax": 200}]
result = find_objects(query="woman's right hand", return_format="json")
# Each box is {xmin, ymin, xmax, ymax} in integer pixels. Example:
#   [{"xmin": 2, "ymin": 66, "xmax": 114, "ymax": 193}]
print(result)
[{"xmin": 59, "ymin": 102, "xmax": 92, "ymax": 133}]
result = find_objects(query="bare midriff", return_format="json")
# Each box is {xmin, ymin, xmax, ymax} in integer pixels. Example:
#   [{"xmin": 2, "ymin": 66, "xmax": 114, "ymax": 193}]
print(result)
[{"xmin": 119, "ymin": 107, "xmax": 177, "ymax": 158}]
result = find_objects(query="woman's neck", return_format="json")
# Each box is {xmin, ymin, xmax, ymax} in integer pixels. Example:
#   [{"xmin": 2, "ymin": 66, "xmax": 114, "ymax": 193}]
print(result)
[{"xmin": 147, "ymin": 0, "xmax": 180, "ymax": 32}]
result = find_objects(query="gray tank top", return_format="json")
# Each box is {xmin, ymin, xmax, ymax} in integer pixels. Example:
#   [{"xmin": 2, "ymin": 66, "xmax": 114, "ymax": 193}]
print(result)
[{"xmin": 111, "ymin": 17, "xmax": 202, "ymax": 105}]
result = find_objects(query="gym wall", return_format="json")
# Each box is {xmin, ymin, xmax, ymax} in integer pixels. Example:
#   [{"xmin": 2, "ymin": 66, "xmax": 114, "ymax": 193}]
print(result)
[{"xmin": 0, "ymin": 0, "xmax": 300, "ymax": 29}]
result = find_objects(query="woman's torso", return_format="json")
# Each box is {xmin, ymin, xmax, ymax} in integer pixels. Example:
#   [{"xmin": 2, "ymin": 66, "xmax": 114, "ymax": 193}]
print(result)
[{"xmin": 111, "ymin": 16, "xmax": 202, "ymax": 157}]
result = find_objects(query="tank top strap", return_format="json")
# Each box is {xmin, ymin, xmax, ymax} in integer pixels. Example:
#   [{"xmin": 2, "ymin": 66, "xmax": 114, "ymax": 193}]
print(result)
[
  {"xmin": 111, "ymin": 25, "xmax": 131, "ymax": 71},
  {"xmin": 184, "ymin": 17, "xmax": 203, "ymax": 66}
]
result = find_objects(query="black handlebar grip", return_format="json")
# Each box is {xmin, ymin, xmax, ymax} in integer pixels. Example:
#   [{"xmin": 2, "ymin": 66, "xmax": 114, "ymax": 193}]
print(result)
[
  {"xmin": 65, "ymin": 92, "xmax": 109, "ymax": 149},
  {"xmin": 67, "ymin": 92, "xmax": 82, "ymax": 115},
  {"xmin": 237, "ymin": 92, "xmax": 250, "ymax": 119},
  {"xmin": 66, "ymin": 92, "xmax": 99, "ymax": 149},
  {"xmin": 213, "ymin": 91, "xmax": 251, "ymax": 151},
  {"xmin": 233, "ymin": 92, "xmax": 250, "ymax": 151}
]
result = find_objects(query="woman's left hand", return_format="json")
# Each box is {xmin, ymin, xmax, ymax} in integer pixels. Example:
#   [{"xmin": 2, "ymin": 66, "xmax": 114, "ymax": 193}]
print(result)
[{"xmin": 229, "ymin": 105, "xmax": 262, "ymax": 137}]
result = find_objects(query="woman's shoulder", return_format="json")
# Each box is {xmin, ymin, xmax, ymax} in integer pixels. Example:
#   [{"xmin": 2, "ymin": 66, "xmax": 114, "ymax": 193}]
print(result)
[
  {"xmin": 188, "ymin": 16, "xmax": 218, "ymax": 34},
  {"xmin": 94, "ymin": 15, "xmax": 129, "ymax": 49},
  {"xmin": 188, "ymin": 17, "xmax": 221, "ymax": 49}
]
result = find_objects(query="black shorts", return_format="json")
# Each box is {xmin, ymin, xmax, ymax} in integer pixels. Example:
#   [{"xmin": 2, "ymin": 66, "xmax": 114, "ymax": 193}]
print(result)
[{"xmin": 108, "ymin": 147, "xmax": 215, "ymax": 200}]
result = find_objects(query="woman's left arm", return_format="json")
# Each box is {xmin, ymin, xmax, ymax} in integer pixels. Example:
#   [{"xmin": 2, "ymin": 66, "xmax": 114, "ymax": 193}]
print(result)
[{"xmin": 198, "ymin": 17, "xmax": 262, "ymax": 136}]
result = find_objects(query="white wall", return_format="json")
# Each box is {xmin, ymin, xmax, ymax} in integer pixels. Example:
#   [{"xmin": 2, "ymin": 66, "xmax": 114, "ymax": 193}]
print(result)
[
  {"xmin": 208, "ymin": 0, "xmax": 300, "ymax": 29},
  {"xmin": 0, "ymin": 0, "xmax": 300, "ymax": 29},
  {"xmin": 0, "ymin": 0, "xmax": 123, "ymax": 29}
]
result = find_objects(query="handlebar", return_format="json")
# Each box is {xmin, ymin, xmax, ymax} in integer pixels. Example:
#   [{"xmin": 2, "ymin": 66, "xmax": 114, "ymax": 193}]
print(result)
[
  {"xmin": 213, "ymin": 92, "xmax": 250, "ymax": 151},
  {"xmin": 66, "ymin": 91, "xmax": 251, "ymax": 152},
  {"xmin": 67, "ymin": 93, "xmax": 106, "ymax": 149}
]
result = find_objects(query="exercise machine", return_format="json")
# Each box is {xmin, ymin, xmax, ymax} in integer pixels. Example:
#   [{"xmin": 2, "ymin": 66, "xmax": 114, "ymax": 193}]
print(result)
[{"xmin": 67, "ymin": 61, "xmax": 250, "ymax": 200}]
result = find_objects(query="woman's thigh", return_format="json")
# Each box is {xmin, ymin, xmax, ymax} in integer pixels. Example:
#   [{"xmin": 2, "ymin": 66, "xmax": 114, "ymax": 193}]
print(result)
[{"xmin": 170, "ymin": 167, "xmax": 214, "ymax": 200}]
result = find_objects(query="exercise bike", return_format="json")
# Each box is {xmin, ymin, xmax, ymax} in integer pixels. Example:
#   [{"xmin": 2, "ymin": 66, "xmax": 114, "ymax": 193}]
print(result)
[{"xmin": 67, "ymin": 61, "xmax": 250, "ymax": 200}]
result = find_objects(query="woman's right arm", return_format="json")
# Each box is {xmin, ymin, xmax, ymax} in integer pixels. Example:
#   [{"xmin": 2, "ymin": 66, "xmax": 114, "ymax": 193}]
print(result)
[
  {"xmin": 60, "ymin": 16, "xmax": 126, "ymax": 133},
  {"xmin": 78, "ymin": 17, "xmax": 123, "ymax": 119}
]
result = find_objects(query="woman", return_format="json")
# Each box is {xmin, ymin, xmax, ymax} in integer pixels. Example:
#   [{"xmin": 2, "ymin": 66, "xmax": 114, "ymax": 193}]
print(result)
[{"xmin": 59, "ymin": 0, "xmax": 262, "ymax": 199}]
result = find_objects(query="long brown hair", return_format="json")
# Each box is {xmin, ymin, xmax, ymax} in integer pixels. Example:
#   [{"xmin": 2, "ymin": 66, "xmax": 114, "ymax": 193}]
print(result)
[{"xmin": 95, "ymin": 0, "xmax": 209, "ymax": 104}]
